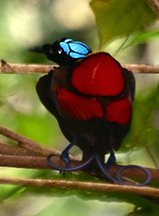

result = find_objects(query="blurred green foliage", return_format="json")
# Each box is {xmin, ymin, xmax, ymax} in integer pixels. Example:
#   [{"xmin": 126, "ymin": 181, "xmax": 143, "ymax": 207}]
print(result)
[
  {"xmin": 90, "ymin": 0, "xmax": 157, "ymax": 46},
  {"xmin": 1, "ymin": 0, "xmax": 159, "ymax": 215}
]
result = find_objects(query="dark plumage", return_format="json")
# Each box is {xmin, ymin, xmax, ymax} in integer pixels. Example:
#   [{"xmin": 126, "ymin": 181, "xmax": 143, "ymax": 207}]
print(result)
[{"xmin": 35, "ymin": 48, "xmax": 135, "ymax": 173}]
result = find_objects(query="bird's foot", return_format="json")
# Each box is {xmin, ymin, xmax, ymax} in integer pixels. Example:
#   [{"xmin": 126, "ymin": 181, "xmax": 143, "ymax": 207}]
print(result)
[
  {"xmin": 105, "ymin": 150, "xmax": 116, "ymax": 172},
  {"xmin": 47, "ymin": 147, "xmax": 151, "ymax": 186},
  {"xmin": 60, "ymin": 141, "xmax": 75, "ymax": 168},
  {"xmin": 47, "ymin": 142, "xmax": 96, "ymax": 172},
  {"xmin": 96, "ymin": 151, "xmax": 151, "ymax": 186},
  {"xmin": 47, "ymin": 142, "xmax": 74, "ymax": 172}
]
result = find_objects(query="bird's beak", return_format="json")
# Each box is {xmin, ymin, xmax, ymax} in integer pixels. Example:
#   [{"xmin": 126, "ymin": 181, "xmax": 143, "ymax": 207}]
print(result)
[{"xmin": 30, "ymin": 46, "xmax": 44, "ymax": 54}]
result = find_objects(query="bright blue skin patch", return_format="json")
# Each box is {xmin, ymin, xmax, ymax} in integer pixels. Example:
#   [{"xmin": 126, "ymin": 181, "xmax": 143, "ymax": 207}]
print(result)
[
  {"xmin": 60, "ymin": 42, "xmax": 70, "ymax": 55},
  {"xmin": 59, "ymin": 39, "xmax": 91, "ymax": 59}
]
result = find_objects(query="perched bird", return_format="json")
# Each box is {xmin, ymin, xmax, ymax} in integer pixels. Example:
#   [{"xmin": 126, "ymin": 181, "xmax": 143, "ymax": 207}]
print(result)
[{"xmin": 31, "ymin": 38, "xmax": 136, "ymax": 178}]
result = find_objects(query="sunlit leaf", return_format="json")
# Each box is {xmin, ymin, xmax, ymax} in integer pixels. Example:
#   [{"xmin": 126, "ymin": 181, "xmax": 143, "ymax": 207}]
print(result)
[
  {"xmin": 124, "ymin": 30, "xmax": 159, "ymax": 49},
  {"xmin": 90, "ymin": 0, "xmax": 157, "ymax": 46}
]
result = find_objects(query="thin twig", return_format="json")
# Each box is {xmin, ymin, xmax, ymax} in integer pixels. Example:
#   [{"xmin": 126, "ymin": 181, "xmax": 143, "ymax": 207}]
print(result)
[
  {"xmin": 0, "ymin": 125, "xmax": 78, "ymax": 161},
  {"xmin": 145, "ymin": 0, "xmax": 159, "ymax": 17},
  {"xmin": 0, "ymin": 125, "xmax": 60, "ymax": 156},
  {"xmin": 0, "ymin": 177, "xmax": 159, "ymax": 198},
  {"xmin": 0, "ymin": 60, "xmax": 54, "ymax": 74},
  {"xmin": 1, "ymin": 60, "xmax": 159, "ymax": 74},
  {"xmin": 122, "ymin": 64, "xmax": 159, "ymax": 74}
]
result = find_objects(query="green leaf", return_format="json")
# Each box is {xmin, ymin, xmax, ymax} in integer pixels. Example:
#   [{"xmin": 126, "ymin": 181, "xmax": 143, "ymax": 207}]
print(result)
[
  {"xmin": 124, "ymin": 30, "xmax": 159, "ymax": 49},
  {"xmin": 20, "ymin": 182, "xmax": 159, "ymax": 215},
  {"xmin": 122, "ymin": 84, "xmax": 159, "ymax": 152},
  {"xmin": 90, "ymin": 0, "xmax": 157, "ymax": 46}
]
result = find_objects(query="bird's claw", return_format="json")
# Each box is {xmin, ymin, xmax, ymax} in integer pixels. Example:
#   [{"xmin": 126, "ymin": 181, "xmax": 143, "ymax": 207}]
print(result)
[
  {"xmin": 47, "ymin": 148, "xmax": 151, "ymax": 186},
  {"xmin": 105, "ymin": 150, "xmax": 116, "ymax": 172},
  {"xmin": 60, "ymin": 151, "xmax": 70, "ymax": 168}
]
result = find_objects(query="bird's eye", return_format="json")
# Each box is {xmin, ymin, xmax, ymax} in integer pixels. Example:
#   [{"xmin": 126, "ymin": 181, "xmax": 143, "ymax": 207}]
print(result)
[{"xmin": 58, "ymin": 48, "xmax": 63, "ymax": 54}]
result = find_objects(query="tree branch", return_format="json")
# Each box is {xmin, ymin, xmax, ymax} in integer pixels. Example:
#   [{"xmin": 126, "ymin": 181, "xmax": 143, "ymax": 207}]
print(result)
[
  {"xmin": 0, "ymin": 177, "xmax": 159, "ymax": 198},
  {"xmin": 0, "ymin": 153, "xmax": 159, "ymax": 182},
  {"xmin": 0, "ymin": 60, "xmax": 53, "ymax": 74},
  {"xmin": 1, "ymin": 60, "xmax": 159, "ymax": 74},
  {"xmin": 0, "ymin": 125, "xmax": 159, "ymax": 183},
  {"xmin": 0, "ymin": 125, "xmax": 78, "ymax": 161},
  {"xmin": 0, "ymin": 125, "xmax": 60, "ymax": 156},
  {"xmin": 122, "ymin": 64, "xmax": 159, "ymax": 74},
  {"xmin": 145, "ymin": 0, "xmax": 159, "ymax": 17}
]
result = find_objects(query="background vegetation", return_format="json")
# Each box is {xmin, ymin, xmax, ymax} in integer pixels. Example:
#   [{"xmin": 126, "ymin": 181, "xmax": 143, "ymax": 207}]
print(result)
[{"xmin": 1, "ymin": 0, "xmax": 159, "ymax": 215}]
